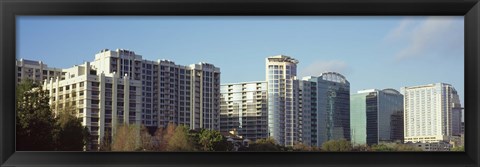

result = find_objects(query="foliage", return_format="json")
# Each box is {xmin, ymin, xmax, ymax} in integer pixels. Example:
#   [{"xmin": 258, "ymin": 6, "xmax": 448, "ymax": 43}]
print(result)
[
  {"xmin": 321, "ymin": 139, "xmax": 353, "ymax": 152},
  {"xmin": 197, "ymin": 129, "xmax": 225, "ymax": 151},
  {"xmin": 371, "ymin": 144, "xmax": 396, "ymax": 151},
  {"xmin": 16, "ymin": 80, "xmax": 57, "ymax": 151},
  {"xmin": 139, "ymin": 125, "xmax": 154, "ymax": 151},
  {"xmin": 54, "ymin": 105, "xmax": 90, "ymax": 151},
  {"xmin": 166, "ymin": 125, "xmax": 195, "ymax": 151},
  {"xmin": 451, "ymin": 146, "xmax": 464, "ymax": 151},
  {"xmin": 16, "ymin": 79, "xmax": 91, "ymax": 151},
  {"xmin": 352, "ymin": 144, "xmax": 371, "ymax": 152},
  {"xmin": 247, "ymin": 137, "xmax": 282, "ymax": 151},
  {"xmin": 99, "ymin": 128, "xmax": 112, "ymax": 151},
  {"xmin": 392, "ymin": 144, "xmax": 422, "ymax": 151},
  {"xmin": 292, "ymin": 142, "xmax": 320, "ymax": 151},
  {"xmin": 111, "ymin": 124, "xmax": 141, "ymax": 151}
]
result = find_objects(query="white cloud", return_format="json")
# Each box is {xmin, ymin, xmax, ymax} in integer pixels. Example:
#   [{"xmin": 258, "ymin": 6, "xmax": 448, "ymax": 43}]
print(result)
[
  {"xmin": 385, "ymin": 16, "xmax": 463, "ymax": 61},
  {"xmin": 384, "ymin": 19, "xmax": 414, "ymax": 42},
  {"xmin": 299, "ymin": 60, "xmax": 350, "ymax": 78}
]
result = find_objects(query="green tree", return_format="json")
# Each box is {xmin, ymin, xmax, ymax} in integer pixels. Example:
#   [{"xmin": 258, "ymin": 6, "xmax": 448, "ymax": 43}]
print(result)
[
  {"xmin": 197, "ymin": 129, "xmax": 224, "ymax": 151},
  {"xmin": 371, "ymin": 144, "xmax": 396, "ymax": 151},
  {"xmin": 16, "ymin": 79, "xmax": 57, "ymax": 151},
  {"xmin": 352, "ymin": 144, "xmax": 371, "ymax": 152},
  {"xmin": 247, "ymin": 137, "xmax": 282, "ymax": 151},
  {"xmin": 54, "ymin": 105, "xmax": 90, "ymax": 151},
  {"xmin": 166, "ymin": 125, "xmax": 195, "ymax": 151},
  {"xmin": 293, "ymin": 142, "xmax": 318, "ymax": 151},
  {"xmin": 321, "ymin": 139, "xmax": 353, "ymax": 152},
  {"xmin": 393, "ymin": 143, "xmax": 422, "ymax": 151},
  {"xmin": 451, "ymin": 146, "xmax": 464, "ymax": 151}
]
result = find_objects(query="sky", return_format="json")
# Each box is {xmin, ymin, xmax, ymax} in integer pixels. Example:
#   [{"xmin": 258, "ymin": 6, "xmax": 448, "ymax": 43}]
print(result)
[{"xmin": 17, "ymin": 16, "xmax": 465, "ymax": 111}]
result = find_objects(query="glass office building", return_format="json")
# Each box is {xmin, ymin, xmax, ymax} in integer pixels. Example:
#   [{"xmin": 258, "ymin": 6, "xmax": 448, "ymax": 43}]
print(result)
[
  {"xmin": 350, "ymin": 89, "xmax": 403, "ymax": 146},
  {"xmin": 302, "ymin": 72, "xmax": 350, "ymax": 147}
]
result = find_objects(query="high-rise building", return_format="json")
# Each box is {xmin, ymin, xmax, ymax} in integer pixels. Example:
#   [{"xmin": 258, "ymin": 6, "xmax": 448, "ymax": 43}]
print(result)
[
  {"xmin": 39, "ymin": 48, "xmax": 221, "ymax": 149},
  {"xmin": 451, "ymin": 97, "xmax": 463, "ymax": 136},
  {"xmin": 402, "ymin": 83, "xmax": 461, "ymax": 143},
  {"xmin": 220, "ymin": 81, "xmax": 268, "ymax": 141},
  {"xmin": 265, "ymin": 55, "xmax": 299, "ymax": 146},
  {"xmin": 16, "ymin": 59, "xmax": 64, "ymax": 84},
  {"xmin": 350, "ymin": 89, "xmax": 403, "ymax": 146},
  {"xmin": 298, "ymin": 79, "xmax": 317, "ymax": 146},
  {"xmin": 302, "ymin": 72, "xmax": 350, "ymax": 147},
  {"xmin": 44, "ymin": 61, "xmax": 143, "ymax": 149}
]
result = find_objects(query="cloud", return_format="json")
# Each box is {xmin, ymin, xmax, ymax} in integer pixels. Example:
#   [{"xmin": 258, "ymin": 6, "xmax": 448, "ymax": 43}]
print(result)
[
  {"xmin": 385, "ymin": 16, "xmax": 463, "ymax": 61},
  {"xmin": 299, "ymin": 60, "xmax": 350, "ymax": 78},
  {"xmin": 384, "ymin": 19, "xmax": 414, "ymax": 42}
]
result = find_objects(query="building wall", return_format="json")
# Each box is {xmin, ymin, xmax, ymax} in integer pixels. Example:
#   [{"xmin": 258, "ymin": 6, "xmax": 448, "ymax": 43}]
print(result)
[
  {"xmin": 220, "ymin": 81, "xmax": 268, "ymax": 141},
  {"xmin": 350, "ymin": 92, "xmax": 367, "ymax": 146},
  {"xmin": 16, "ymin": 59, "xmax": 64, "ymax": 84},
  {"xmin": 265, "ymin": 55, "xmax": 299, "ymax": 146},
  {"xmin": 303, "ymin": 72, "xmax": 350, "ymax": 147},
  {"xmin": 37, "ymin": 48, "xmax": 221, "ymax": 150},
  {"xmin": 299, "ymin": 80, "xmax": 317, "ymax": 146},
  {"xmin": 350, "ymin": 89, "xmax": 403, "ymax": 146},
  {"xmin": 44, "ymin": 61, "xmax": 142, "ymax": 149},
  {"xmin": 402, "ymin": 83, "xmax": 460, "ymax": 143}
]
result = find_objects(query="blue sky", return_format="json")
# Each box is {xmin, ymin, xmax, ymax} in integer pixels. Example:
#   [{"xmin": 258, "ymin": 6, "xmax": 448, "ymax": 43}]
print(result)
[{"xmin": 17, "ymin": 16, "xmax": 464, "ymax": 108}]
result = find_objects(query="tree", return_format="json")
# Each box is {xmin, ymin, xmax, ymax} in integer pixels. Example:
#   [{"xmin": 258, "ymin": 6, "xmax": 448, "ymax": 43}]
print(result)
[
  {"xmin": 197, "ymin": 129, "xmax": 224, "ymax": 151},
  {"xmin": 166, "ymin": 125, "xmax": 195, "ymax": 151},
  {"xmin": 139, "ymin": 125, "xmax": 153, "ymax": 151},
  {"xmin": 111, "ymin": 124, "xmax": 141, "ymax": 151},
  {"xmin": 321, "ymin": 139, "xmax": 353, "ymax": 152},
  {"xmin": 451, "ymin": 146, "xmax": 464, "ymax": 151},
  {"xmin": 247, "ymin": 137, "xmax": 282, "ymax": 151},
  {"xmin": 371, "ymin": 144, "xmax": 396, "ymax": 151},
  {"xmin": 352, "ymin": 144, "xmax": 371, "ymax": 152},
  {"xmin": 54, "ymin": 105, "xmax": 90, "ymax": 151},
  {"xmin": 293, "ymin": 142, "xmax": 318, "ymax": 151},
  {"xmin": 393, "ymin": 144, "xmax": 422, "ymax": 151},
  {"xmin": 157, "ymin": 122, "xmax": 177, "ymax": 151},
  {"xmin": 16, "ymin": 80, "xmax": 57, "ymax": 151},
  {"xmin": 150, "ymin": 127, "xmax": 164, "ymax": 151},
  {"xmin": 99, "ymin": 128, "xmax": 112, "ymax": 151}
]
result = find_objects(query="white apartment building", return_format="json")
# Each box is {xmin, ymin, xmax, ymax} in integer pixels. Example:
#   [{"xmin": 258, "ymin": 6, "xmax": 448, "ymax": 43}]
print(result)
[
  {"xmin": 16, "ymin": 59, "xmax": 64, "ymax": 84},
  {"xmin": 27, "ymin": 48, "xmax": 220, "ymax": 149},
  {"xmin": 220, "ymin": 81, "xmax": 268, "ymax": 141},
  {"xmin": 402, "ymin": 83, "xmax": 461, "ymax": 143},
  {"xmin": 44, "ymin": 61, "xmax": 142, "ymax": 149},
  {"xmin": 265, "ymin": 55, "xmax": 299, "ymax": 146}
]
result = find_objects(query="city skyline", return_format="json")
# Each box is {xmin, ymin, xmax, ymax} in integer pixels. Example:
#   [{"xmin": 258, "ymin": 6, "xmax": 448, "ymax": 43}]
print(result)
[{"xmin": 17, "ymin": 16, "xmax": 464, "ymax": 107}]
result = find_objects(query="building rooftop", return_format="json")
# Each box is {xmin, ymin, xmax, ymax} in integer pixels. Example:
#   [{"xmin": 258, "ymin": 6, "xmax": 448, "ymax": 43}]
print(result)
[{"xmin": 266, "ymin": 55, "xmax": 299, "ymax": 64}]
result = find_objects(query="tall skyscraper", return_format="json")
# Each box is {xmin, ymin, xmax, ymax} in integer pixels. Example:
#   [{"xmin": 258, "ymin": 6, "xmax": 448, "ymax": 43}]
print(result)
[
  {"xmin": 302, "ymin": 72, "xmax": 350, "ymax": 147},
  {"xmin": 350, "ymin": 89, "xmax": 403, "ymax": 146},
  {"xmin": 220, "ymin": 81, "xmax": 268, "ymax": 141},
  {"xmin": 402, "ymin": 83, "xmax": 461, "ymax": 143},
  {"xmin": 38, "ymin": 48, "xmax": 221, "ymax": 149},
  {"xmin": 265, "ymin": 55, "xmax": 299, "ymax": 146}
]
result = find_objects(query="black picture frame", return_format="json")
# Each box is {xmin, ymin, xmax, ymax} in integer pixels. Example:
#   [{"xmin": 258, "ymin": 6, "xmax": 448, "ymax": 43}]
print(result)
[{"xmin": 1, "ymin": 0, "xmax": 479, "ymax": 167}]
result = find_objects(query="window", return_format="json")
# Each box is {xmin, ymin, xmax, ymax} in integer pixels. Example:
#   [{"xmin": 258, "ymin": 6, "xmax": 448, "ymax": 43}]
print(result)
[{"xmin": 92, "ymin": 82, "xmax": 100, "ymax": 87}]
